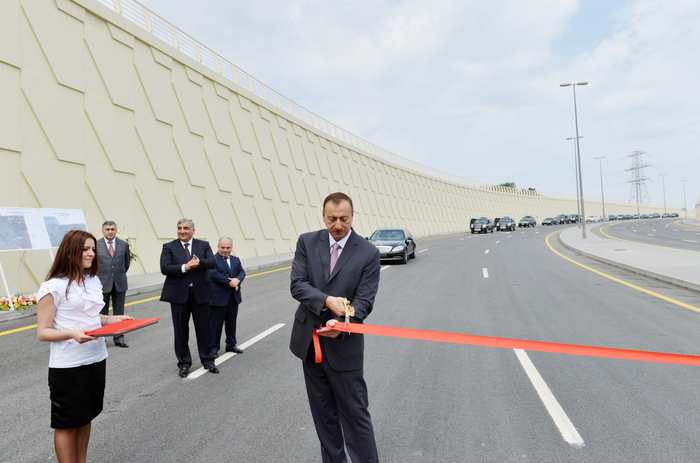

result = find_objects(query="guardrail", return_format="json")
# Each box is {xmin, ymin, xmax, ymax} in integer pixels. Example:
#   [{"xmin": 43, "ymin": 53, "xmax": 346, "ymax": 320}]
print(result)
[{"xmin": 95, "ymin": 0, "xmax": 580, "ymax": 200}]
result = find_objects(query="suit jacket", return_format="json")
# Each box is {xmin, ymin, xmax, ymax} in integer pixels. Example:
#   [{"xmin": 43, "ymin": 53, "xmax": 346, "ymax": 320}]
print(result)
[
  {"xmin": 208, "ymin": 253, "xmax": 245, "ymax": 307},
  {"xmin": 160, "ymin": 238, "xmax": 216, "ymax": 304},
  {"xmin": 97, "ymin": 237, "xmax": 131, "ymax": 293},
  {"xmin": 289, "ymin": 228, "xmax": 380, "ymax": 371}
]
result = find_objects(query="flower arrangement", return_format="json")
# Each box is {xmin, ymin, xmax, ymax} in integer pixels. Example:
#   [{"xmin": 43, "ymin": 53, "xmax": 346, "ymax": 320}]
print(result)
[
  {"xmin": 0, "ymin": 293, "xmax": 37, "ymax": 311},
  {"xmin": 116, "ymin": 228, "xmax": 138, "ymax": 262}
]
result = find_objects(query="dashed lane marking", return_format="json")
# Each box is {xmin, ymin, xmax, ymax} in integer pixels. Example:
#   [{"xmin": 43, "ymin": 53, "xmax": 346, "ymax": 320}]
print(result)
[
  {"xmin": 485, "ymin": 250, "xmax": 489, "ymax": 254},
  {"xmin": 419, "ymin": 249, "xmax": 428, "ymax": 253},
  {"xmin": 515, "ymin": 349, "xmax": 584, "ymax": 447},
  {"xmin": 483, "ymin": 268, "xmax": 489, "ymax": 278}
]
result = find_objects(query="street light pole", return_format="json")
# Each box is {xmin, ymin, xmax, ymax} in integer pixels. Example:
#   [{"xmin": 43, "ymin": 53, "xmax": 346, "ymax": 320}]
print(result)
[
  {"xmin": 659, "ymin": 174, "xmax": 667, "ymax": 214},
  {"xmin": 594, "ymin": 156, "xmax": 606, "ymax": 220},
  {"xmin": 681, "ymin": 180, "xmax": 687, "ymax": 218},
  {"xmin": 567, "ymin": 137, "xmax": 582, "ymax": 227},
  {"xmin": 561, "ymin": 82, "xmax": 588, "ymax": 238}
]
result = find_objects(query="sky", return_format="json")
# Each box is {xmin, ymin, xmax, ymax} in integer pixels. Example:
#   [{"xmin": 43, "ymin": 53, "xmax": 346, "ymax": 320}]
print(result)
[{"xmin": 136, "ymin": 0, "xmax": 699, "ymax": 211}]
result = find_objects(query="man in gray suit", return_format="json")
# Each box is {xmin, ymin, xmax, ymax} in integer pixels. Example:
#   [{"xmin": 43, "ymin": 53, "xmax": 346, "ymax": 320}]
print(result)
[
  {"xmin": 98, "ymin": 221, "xmax": 131, "ymax": 347},
  {"xmin": 290, "ymin": 192, "xmax": 381, "ymax": 463}
]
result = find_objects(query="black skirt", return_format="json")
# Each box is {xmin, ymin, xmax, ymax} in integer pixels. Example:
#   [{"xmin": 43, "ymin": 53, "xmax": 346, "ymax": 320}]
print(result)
[{"xmin": 48, "ymin": 359, "xmax": 106, "ymax": 429}]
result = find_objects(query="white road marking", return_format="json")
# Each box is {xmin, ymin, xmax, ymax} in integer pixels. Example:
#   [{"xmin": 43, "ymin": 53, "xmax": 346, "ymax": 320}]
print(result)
[
  {"xmin": 419, "ymin": 249, "xmax": 428, "ymax": 253},
  {"xmin": 495, "ymin": 241, "xmax": 500, "ymax": 244},
  {"xmin": 482, "ymin": 268, "xmax": 489, "ymax": 278},
  {"xmin": 380, "ymin": 265, "xmax": 390, "ymax": 271},
  {"xmin": 647, "ymin": 234, "xmax": 655, "ymax": 237},
  {"xmin": 514, "ymin": 349, "xmax": 584, "ymax": 447},
  {"xmin": 673, "ymin": 229, "xmax": 678, "ymax": 232},
  {"xmin": 485, "ymin": 249, "xmax": 489, "ymax": 254},
  {"xmin": 187, "ymin": 323, "xmax": 286, "ymax": 380},
  {"xmin": 682, "ymin": 239, "xmax": 698, "ymax": 243},
  {"xmin": 460, "ymin": 238, "xmax": 465, "ymax": 240}
]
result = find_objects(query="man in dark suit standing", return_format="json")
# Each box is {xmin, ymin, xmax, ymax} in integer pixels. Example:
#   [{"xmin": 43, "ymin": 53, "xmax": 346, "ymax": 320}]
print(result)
[
  {"xmin": 97, "ymin": 221, "xmax": 131, "ymax": 347},
  {"xmin": 209, "ymin": 236, "xmax": 246, "ymax": 357},
  {"xmin": 160, "ymin": 218, "xmax": 219, "ymax": 378},
  {"xmin": 290, "ymin": 192, "xmax": 381, "ymax": 463}
]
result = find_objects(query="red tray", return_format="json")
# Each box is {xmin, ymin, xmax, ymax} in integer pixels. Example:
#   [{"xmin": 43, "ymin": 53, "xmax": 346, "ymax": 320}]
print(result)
[{"xmin": 86, "ymin": 318, "xmax": 160, "ymax": 337}]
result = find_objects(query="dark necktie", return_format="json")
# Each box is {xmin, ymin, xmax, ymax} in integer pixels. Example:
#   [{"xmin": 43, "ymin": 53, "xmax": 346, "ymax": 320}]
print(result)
[{"xmin": 184, "ymin": 243, "xmax": 191, "ymax": 260}]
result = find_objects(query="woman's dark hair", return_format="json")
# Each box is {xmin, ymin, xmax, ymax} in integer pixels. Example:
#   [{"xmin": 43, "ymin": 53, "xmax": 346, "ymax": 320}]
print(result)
[{"xmin": 46, "ymin": 230, "xmax": 99, "ymax": 293}]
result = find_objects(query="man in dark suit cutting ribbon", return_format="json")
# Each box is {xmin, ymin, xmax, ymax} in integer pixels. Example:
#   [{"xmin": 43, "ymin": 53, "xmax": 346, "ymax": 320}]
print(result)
[
  {"xmin": 160, "ymin": 219, "xmax": 219, "ymax": 378},
  {"xmin": 208, "ymin": 236, "xmax": 246, "ymax": 357},
  {"xmin": 290, "ymin": 192, "xmax": 381, "ymax": 463}
]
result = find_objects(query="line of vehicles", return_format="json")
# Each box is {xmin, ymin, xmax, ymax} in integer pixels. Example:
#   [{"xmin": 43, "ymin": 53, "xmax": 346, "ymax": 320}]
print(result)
[
  {"xmin": 367, "ymin": 210, "xmax": 681, "ymax": 263},
  {"xmin": 471, "ymin": 211, "xmax": 680, "ymax": 232}
]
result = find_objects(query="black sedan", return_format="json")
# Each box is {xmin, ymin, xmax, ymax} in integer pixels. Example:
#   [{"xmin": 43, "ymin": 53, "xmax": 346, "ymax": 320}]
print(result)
[
  {"xmin": 367, "ymin": 228, "xmax": 416, "ymax": 264},
  {"xmin": 471, "ymin": 217, "xmax": 495, "ymax": 234},
  {"xmin": 497, "ymin": 217, "xmax": 516, "ymax": 231},
  {"xmin": 542, "ymin": 217, "xmax": 557, "ymax": 226},
  {"xmin": 518, "ymin": 216, "xmax": 536, "ymax": 227}
]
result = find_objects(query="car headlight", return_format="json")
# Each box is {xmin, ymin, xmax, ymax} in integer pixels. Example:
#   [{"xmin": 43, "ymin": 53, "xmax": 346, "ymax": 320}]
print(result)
[{"xmin": 392, "ymin": 245, "xmax": 405, "ymax": 252}]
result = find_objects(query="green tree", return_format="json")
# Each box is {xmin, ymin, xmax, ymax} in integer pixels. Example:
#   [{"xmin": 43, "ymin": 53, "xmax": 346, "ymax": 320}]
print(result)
[{"xmin": 498, "ymin": 182, "xmax": 516, "ymax": 188}]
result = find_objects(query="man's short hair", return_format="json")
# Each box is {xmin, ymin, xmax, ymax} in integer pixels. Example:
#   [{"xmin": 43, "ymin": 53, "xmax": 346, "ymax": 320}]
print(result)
[
  {"xmin": 102, "ymin": 221, "xmax": 116, "ymax": 229},
  {"xmin": 177, "ymin": 218, "xmax": 194, "ymax": 229},
  {"xmin": 323, "ymin": 192, "xmax": 353, "ymax": 211},
  {"xmin": 218, "ymin": 236, "xmax": 232, "ymax": 245}
]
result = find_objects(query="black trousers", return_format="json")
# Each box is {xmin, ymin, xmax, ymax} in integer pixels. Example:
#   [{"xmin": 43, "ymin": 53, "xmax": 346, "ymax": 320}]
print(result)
[
  {"xmin": 209, "ymin": 293, "xmax": 239, "ymax": 354},
  {"xmin": 100, "ymin": 288, "xmax": 126, "ymax": 344},
  {"xmin": 170, "ymin": 289, "xmax": 215, "ymax": 369},
  {"xmin": 303, "ymin": 340, "xmax": 379, "ymax": 463}
]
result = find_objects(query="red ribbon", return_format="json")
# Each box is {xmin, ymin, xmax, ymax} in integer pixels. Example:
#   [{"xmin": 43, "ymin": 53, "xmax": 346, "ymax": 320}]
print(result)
[{"xmin": 313, "ymin": 322, "xmax": 700, "ymax": 367}]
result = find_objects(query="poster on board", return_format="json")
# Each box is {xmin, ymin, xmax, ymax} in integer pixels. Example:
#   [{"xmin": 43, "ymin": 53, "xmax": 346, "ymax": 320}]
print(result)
[
  {"xmin": 39, "ymin": 209, "xmax": 89, "ymax": 248},
  {"xmin": 0, "ymin": 208, "xmax": 51, "ymax": 251}
]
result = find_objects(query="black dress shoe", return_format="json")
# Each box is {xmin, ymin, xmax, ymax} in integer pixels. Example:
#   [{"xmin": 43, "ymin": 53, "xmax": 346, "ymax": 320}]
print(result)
[
  {"xmin": 204, "ymin": 364, "xmax": 219, "ymax": 374},
  {"xmin": 114, "ymin": 341, "xmax": 129, "ymax": 348},
  {"xmin": 179, "ymin": 367, "xmax": 189, "ymax": 378},
  {"xmin": 226, "ymin": 346, "xmax": 244, "ymax": 354}
]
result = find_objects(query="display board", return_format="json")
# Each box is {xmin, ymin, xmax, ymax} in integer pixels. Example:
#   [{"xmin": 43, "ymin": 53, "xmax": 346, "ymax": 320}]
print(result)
[
  {"xmin": 0, "ymin": 208, "xmax": 51, "ymax": 251},
  {"xmin": 40, "ymin": 209, "xmax": 88, "ymax": 248}
]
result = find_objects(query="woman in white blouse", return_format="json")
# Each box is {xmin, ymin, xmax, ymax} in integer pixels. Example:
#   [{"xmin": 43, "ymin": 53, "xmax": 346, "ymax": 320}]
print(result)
[{"xmin": 37, "ymin": 230, "xmax": 132, "ymax": 463}]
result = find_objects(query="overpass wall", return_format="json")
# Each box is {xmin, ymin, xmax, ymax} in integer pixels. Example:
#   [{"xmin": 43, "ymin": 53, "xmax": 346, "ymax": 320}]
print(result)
[{"xmin": 0, "ymin": 0, "xmax": 679, "ymax": 294}]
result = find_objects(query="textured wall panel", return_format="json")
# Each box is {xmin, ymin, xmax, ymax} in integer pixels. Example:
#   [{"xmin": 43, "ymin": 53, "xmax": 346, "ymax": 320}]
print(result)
[
  {"xmin": 23, "ymin": 0, "xmax": 84, "ymax": 91},
  {"xmin": 0, "ymin": 0, "xmax": 21, "ymax": 68},
  {"xmin": 85, "ymin": 95, "xmax": 135, "ymax": 173},
  {"xmin": 134, "ymin": 41, "xmax": 172, "ymax": 124},
  {"xmin": 84, "ymin": 14, "xmax": 134, "ymax": 110},
  {"xmin": 22, "ymin": 71, "xmax": 85, "ymax": 164},
  {"xmin": 0, "ymin": 63, "xmax": 21, "ymax": 152}
]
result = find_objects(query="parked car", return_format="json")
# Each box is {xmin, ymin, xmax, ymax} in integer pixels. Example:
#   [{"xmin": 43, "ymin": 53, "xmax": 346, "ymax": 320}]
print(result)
[
  {"xmin": 471, "ymin": 217, "xmax": 495, "ymax": 234},
  {"xmin": 556, "ymin": 214, "xmax": 570, "ymax": 224},
  {"xmin": 496, "ymin": 217, "xmax": 516, "ymax": 231},
  {"xmin": 606, "ymin": 215, "xmax": 616, "ymax": 222},
  {"xmin": 616, "ymin": 214, "xmax": 625, "ymax": 221},
  {"xmin": 671, "ymin": 212, "xmax": 679, "ymax": 217},
  {"xmin": 542, "ymin": 217, "xmax": 557, "ymax": 226},
  {"xmin": 662, "ymin": 212, "xmax": 670, "ymax": 218},
  {"xmin": 651, "ymin": 213, "xmax": 661, "ymax": 218},
  {"xmin": 518, "ymin": 216, "xmax": 536, "ymax": 227},
  {"xmin": 569, "ymin": 214, "xmax": 580, "ymax": 223},
  {"xmin": 367, "ymin": 228, "xmax": 416, "ymax": 264},
  {"xmin": 586, "ymin": 215, "xmax": 602, "ymax": 222}
]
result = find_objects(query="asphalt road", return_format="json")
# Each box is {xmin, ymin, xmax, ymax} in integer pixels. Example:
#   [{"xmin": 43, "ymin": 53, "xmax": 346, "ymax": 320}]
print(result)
[
  {"xmin": 2, "ymin": 227, "xmax": 700, "ymax": 462},
  {"xmin": 597, "ymin": 218, "xmax": 700, "ymax": 252}
]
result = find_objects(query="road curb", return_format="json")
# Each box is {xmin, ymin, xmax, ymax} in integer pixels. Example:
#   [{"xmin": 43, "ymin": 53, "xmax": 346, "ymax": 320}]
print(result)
[{"xmin": 557, "ymin": 232, "xmax": 700, "ymax": 294}]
